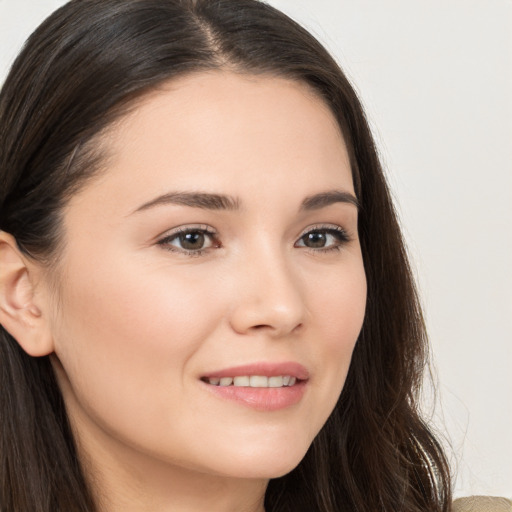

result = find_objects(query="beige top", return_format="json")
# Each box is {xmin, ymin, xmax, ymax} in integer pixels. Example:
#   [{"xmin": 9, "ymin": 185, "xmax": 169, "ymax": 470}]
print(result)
[{"xmin": 453, "ymin": 496, "xmax": 512, "ymax": 512}]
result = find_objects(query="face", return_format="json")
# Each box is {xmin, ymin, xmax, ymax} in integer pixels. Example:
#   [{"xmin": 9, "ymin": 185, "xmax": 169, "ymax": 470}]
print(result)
[{"xmin": 45, "ymin": 71, "xmax": 366, "ymax": 483}]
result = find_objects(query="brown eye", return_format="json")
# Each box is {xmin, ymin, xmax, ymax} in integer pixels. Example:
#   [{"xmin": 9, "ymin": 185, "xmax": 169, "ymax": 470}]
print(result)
[
  {"xmin": 295, "ymin": 227, "xmax": 349, "ymax": 251},
  {"xmin": 159, "ymin": 227, "xmax": 218, "ymax": 254},
  {"xmin": 179, "ymin": 231, "xmax": 206, "ymax": 250},
  {"xmin": 303, "ymin": 232, "xmax": 328, "ymax": 248}
]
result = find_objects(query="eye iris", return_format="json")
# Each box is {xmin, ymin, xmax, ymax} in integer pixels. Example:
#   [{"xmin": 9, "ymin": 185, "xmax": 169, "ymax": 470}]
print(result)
[
  {"xmin": 305, "ymin": 232, "xmax": 326, "ymax": 248},
  {"xmin": 180, "ymin": 232, "xmax": 205, "ymax": 250}
]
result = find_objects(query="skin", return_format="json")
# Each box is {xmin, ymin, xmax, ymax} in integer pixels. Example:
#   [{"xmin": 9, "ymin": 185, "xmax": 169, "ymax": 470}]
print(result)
[{"xmin": 1, "ymin": 71, "xmax": 367, "ymax": 511}]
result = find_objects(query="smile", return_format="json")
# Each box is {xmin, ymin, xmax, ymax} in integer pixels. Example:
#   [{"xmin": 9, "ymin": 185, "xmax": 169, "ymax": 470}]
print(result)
[
  {"xmin": 203, "ymin": 375, "xmax": 298, "ymax": 387},
  {"xmin": 200, "ymin": 362, "xmax": 309, "ymax": 411}
]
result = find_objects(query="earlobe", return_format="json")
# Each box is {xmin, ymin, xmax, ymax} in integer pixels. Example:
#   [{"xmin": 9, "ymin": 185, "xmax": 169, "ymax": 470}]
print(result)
[{"xmin": 0, "ymin": 232, "xmax": 54, "ymax": 357}]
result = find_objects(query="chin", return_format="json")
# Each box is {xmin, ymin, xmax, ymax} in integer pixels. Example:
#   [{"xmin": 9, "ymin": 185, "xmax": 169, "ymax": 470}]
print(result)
[
  {"xmin": 218, "ymin": 459, "xmax": 304, "ymax": 481},
  {"xmin": 207, "ymin": 439, "xmax": 311, "ymax": 480}
]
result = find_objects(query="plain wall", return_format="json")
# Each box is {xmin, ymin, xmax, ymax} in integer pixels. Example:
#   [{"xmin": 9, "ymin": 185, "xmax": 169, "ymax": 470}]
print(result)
[{"xmin": 1, "ymin": 0, "xmax": 511, "ymax": 499}]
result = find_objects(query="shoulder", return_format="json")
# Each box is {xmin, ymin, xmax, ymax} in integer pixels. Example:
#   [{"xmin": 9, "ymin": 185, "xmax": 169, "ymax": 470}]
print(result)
[{"xmin": 453, "ymin": 496, "xmax": 512, "ymax": 512}]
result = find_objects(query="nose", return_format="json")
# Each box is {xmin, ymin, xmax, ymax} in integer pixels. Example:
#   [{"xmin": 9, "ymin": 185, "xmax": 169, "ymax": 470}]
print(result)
[{"xmin": 228, "ymin": 247, "xmax": 306, "ymax": 338}]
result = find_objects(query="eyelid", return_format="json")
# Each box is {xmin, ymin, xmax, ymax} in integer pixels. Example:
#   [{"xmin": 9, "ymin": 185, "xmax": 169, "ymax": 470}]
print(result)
[
  {"xmin": 297, "ymin": 223, "xmax": 351, "ymax": 240},
  {"xmin": 157, "ymin": 224, "xmax": 217, "ymax": 240},
  {"xmin": 156, "ymin": 224, "xmax": 220, "ymax": 255},
  {"xmin": 295, "ymin": 223, "xmax": 352, "ymax": 251}
]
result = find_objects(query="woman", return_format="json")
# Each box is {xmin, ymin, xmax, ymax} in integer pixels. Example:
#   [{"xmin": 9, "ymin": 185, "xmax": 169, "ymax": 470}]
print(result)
[{"xmin": 0, "ymin": 0, "xmax": 451, "ymax": 511}]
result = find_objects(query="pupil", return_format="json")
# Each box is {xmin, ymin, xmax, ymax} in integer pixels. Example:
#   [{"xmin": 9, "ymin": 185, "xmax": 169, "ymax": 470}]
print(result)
[
  {"xmin": 306, "ymin": 232, "xmax": 326, "ymax": 248},
  {"xmin": 181, "ymin": 232, "xmax": 204, "ymax": 250}
]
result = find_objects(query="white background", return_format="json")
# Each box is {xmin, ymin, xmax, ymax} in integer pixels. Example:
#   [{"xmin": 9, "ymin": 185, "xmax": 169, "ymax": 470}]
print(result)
[{"xmin": 1, "ymin": 0, "xmax": 510, "ymax": 499}]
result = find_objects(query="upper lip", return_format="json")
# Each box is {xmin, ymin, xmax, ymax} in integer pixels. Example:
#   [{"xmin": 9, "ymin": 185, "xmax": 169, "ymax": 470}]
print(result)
[{"xmin": 201, "ymin": 361, "xmax": 310, "ymax": 380}]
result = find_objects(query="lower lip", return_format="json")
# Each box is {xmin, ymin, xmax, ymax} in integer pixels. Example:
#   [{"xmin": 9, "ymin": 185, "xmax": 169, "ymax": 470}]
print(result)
[{"xmin": 202, "ymin": 380, "xmax": 307, "ymax": 411}]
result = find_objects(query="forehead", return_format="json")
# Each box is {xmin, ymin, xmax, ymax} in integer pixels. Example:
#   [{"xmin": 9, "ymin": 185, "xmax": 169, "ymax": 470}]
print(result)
[{"xmin": 69, "ymin": 70, "xmax": 353, "ymax": 213}]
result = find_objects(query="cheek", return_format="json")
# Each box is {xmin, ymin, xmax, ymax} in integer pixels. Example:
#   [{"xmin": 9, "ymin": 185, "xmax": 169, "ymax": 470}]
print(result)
[
  {"xmin": 313, "ymin": 259, "xmax": 367, "ymax": 349},
  {"xmin": 50, "ymin": 254, "xmax": 224, "ymax": 433},
  {"xmin": 305, "ymin": 261, "xmax": 366, "ymax": 425},
  {"xmin": 55, "ymin": 252, "xmax": 221, "ymax": 355}
]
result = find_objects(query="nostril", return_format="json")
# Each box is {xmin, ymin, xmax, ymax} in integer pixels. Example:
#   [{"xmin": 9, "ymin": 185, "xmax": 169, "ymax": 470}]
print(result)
[
  {"xmin": 228, "ymin": 291, "xmax": 306, "ymax": 336},
  {"xmin": 249, "ymin": 322, "xmax": 303, "ymax": 335}
]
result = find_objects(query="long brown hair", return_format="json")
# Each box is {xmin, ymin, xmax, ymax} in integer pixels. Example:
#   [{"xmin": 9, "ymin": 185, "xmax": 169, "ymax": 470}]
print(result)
[{"xmin": 0, "ymin": 1, "xmax": 451, "ymax": 510}]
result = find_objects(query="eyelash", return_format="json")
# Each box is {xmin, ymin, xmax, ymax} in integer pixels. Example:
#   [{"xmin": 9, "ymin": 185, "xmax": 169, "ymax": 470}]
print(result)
[
  {"xmin": 157, "ymin": 225, "xmax": 219, "ymax": 257},
  {"xmin": 156, "ymin": 224, "xmax": 351, "ymax": 257},
  {"xmin": 295, "ymin": 225, "xmax": 351, "ymax": 253}
]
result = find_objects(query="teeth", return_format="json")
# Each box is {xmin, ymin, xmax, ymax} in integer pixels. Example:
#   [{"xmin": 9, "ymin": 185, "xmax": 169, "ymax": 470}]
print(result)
[
  {"xmin": 250, "ymin": 375, "xmax": 268, "ymax": 387},
  {"xmin": 233, "ymin": 376, "xmax": 250, "ymax": 386},
  {"xmin": 206, "ymin": 375, "xmax": 296, "ymax": 387},
  {"xmin": 268, "ymin": 376, "xmax": 284, "ymax": 387}
]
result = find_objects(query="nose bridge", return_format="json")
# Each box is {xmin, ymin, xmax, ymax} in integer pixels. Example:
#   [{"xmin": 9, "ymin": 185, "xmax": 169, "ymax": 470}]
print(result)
[{"xmin": 229, "ymin": 239, "xmax": 306, "ymax": 336}]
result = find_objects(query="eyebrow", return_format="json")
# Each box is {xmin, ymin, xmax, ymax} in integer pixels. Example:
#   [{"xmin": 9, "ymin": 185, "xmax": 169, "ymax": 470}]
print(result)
[
  {"xmin": 132, "ymin": 189, "xmax": 359, "ymax": 214},
  {"xmin": 300, "ymin": 190, "xmax": 360, "ymax": 211},
  {"xmin": 133, "ymin": 192, "xmax": 240, "ymax": 213}
]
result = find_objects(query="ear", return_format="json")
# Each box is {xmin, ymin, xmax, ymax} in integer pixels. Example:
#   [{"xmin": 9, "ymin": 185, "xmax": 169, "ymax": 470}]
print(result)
[{"xmin": 0, "ymin": 231, "xmax": 54, "ymax": 357}]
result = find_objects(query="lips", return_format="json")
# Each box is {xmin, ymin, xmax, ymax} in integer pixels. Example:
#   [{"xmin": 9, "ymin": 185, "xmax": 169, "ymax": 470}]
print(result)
[{"xmin": 200, "ymin": 362, "xmax": 309, "ymax": 411}]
